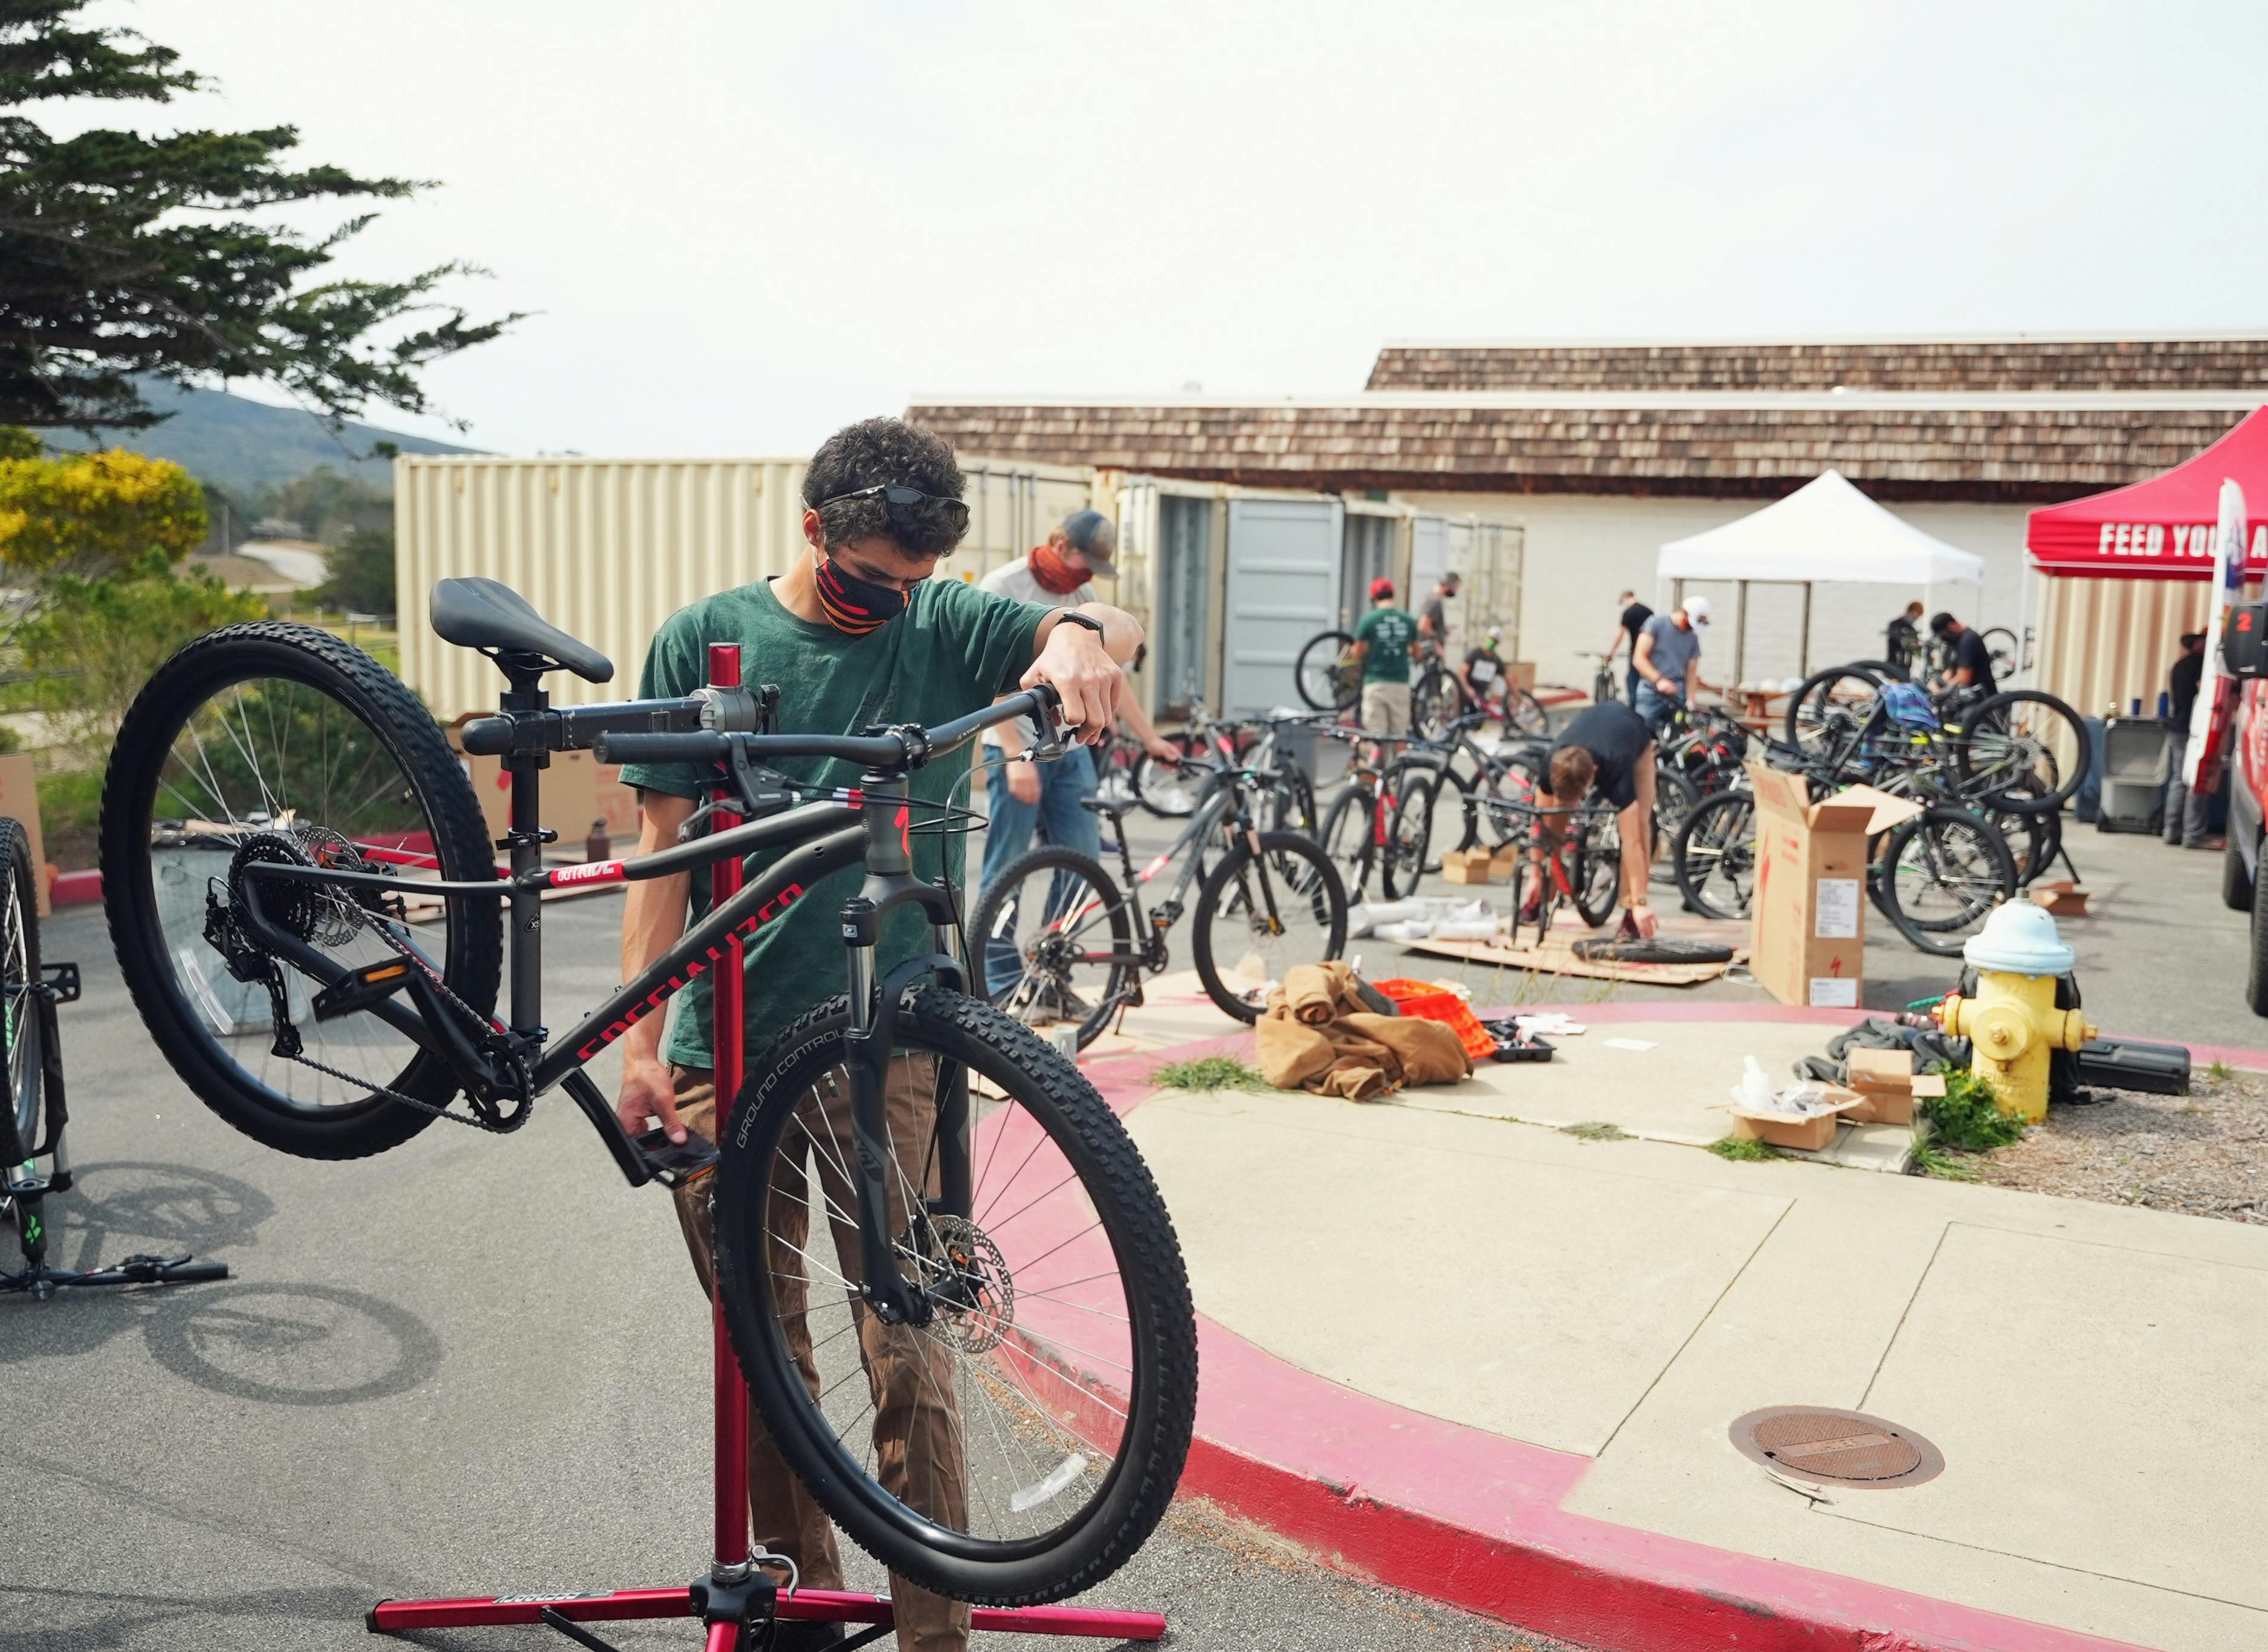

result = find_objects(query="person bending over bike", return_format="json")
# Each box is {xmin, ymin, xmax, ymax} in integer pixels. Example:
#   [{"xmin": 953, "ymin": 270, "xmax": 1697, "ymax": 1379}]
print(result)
[
  {"xmin": 976, "ymin": 509, "xmax": 1178, "ymax": 901},
  {"xmin": 613, "ymin": 416, "xmax": 1141, "ymax": 1652},
  {"xmin": 1533, "ymin": 700, "xmax": 1662, "ymax": 939}
]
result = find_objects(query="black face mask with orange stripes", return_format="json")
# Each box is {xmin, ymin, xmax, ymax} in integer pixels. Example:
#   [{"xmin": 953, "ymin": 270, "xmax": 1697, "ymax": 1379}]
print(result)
[{"xmin": 811, "ymin": 547, "xmax": 909, "ymax": 637}]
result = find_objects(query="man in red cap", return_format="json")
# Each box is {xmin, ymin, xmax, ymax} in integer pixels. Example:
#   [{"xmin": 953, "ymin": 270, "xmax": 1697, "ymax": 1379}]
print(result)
[{"xmin": 1349, "ymin": 575, "xmax": 1418, "ymax": 734}]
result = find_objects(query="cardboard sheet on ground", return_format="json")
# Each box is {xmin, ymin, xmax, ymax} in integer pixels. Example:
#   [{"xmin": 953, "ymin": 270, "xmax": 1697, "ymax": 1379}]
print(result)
[{"xmin": 1402, "ymin": 931, "xmax": 1743, "ymax": 986}]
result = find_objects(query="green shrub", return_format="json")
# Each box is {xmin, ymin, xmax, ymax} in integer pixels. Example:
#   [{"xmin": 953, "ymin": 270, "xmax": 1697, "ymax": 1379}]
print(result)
[
  {"xmin": 36, "ymin": 765, "xmax": 105, "ymax": 835},
  {"xmin": 1921, "ymin": 1064, "xmax": 2026, "ymax": 1153}
]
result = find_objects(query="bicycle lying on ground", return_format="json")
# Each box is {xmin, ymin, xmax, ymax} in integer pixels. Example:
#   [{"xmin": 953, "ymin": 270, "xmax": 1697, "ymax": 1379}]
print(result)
[
  {"xmin": 97, "ymin": 580, "xmax": 1198, "ymax": 1605},
  {"xmin": 972, "ymin": 745, "xmax": 1348, "ymax": 1048}
]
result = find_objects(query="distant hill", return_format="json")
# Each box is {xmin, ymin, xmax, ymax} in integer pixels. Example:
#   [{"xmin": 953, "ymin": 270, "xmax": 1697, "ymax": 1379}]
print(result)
[{"xmin": 43, "ymin": 380, "xmax": 480, "ymax": 501}]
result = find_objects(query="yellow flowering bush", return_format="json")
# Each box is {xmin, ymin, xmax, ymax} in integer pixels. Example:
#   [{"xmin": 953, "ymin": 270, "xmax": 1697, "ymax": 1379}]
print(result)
[{"xmin": 0, "ymin": 447, "xmax": 210, "ymax": 578}]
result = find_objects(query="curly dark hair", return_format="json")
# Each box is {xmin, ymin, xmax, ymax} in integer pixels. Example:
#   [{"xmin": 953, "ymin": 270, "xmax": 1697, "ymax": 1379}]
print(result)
[{"xmin": 802, "ymin": 417, "xmax": 967, "ymax": 557}]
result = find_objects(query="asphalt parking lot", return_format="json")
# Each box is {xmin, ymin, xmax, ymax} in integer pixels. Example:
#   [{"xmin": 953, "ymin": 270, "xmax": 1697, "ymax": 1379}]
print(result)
[{"xmin": 1, "ymin": 897, "xmax": 1568, "ymax": 1652}]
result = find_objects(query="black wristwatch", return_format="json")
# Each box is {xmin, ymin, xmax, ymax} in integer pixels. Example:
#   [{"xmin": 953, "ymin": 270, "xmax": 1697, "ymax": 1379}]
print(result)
[{"xmin": 1053, "ymin": 612, "xmax": 1107, "ymax": 642}]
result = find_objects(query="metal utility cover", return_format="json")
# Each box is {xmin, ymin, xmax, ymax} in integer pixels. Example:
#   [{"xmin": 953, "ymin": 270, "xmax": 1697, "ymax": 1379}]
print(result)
[{"xmin": 1729, "ymin": 1407, "xmax": 1944, "ymax": 1489}]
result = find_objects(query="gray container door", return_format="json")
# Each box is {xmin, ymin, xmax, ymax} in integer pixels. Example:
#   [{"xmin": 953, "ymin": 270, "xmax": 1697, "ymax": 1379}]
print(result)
[
  {"xmin": 1154, "ymin": 496, "xmax": 1213, "ymax": 716},
  {"xmin": 1226, "ymin": 497, "xmax": 1343, "ymax": 714},
  {"xmin": 1338, "ymin": 515, "xmax": 1396, "ymax": 629}
]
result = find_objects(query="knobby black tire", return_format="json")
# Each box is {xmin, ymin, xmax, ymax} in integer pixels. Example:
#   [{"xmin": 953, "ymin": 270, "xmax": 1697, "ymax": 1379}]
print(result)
[
  {"xmin": 710, "ymin": 988, "xmax": 1197, "ymax": 1607},
  {"xmin": 99, "ymin": 623, "xmax": 502, "ymax": 1160},
  {"xmin": 1319, "ymin": 785, "xmax": 1373, "ymax": 897},
  {"xmin": 1572, "ymin": 830, "xmax": 1620, "ymax": 928},
  {"xmin": 1674, "ymin": 791, "xmax": 1758, "ymax": 921},
  {"xmin": 0, "ymin": 818, "xmax": 42, "ymax": 1167},
  {"xmin": 2250, "ymin": 840, "xmax": 2268, "ymax": 1017},
  {"xmin": 1381, "ymin": 774, "xmax": 1435, "ymax": 900},
  {"xmin": 1952, "ymin": 689, "xmax": 2089, "ymax": 814},
  {"xmin": 968, "ymin": 844, "xmax": 1136, "ymax": 1051},
  {"xmin": 1871, "ymin": 806, "xmax": 2018, "ymax": 959},
  {"xmin": 1295, "ymin": 630, "xmax": 1358, "ymax": 711},
  {"xmin": 2225, "ymin": 831, "xmax": 2256, "ymax": 913},
  {"xmin": 1784, "ymin": 664, "xmax": 1890, "ymax": 749},
  {"xmin": 1191, "ymin": 831, "xmax": 1348, "ymax": 1022}
]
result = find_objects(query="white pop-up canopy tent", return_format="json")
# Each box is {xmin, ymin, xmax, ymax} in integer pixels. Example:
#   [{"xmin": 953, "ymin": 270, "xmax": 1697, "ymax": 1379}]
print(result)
[{"xmin": 1655, "ymin": 470, "xmax": 1986, "ymax": 679}]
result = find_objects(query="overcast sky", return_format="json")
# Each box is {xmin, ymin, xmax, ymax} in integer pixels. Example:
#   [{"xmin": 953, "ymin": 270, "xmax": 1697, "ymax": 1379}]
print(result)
[{"xmin": 90, "ymin": 1, "xmax": 2268, "ymax": 456}]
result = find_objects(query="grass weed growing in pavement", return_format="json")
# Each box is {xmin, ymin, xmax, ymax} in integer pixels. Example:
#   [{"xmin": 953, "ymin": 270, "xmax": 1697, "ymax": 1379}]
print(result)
[
  {"xmin": 1922, "ymin": 1065, "xmax": 2027, "ymax": 1152},
  {"xmin": 1150, "ymin": 1055, "xmax": 1276, "ymax": 1093},
  {"xmin": 1707, "ymin": 1134, "xmax": 1779, "ymax": 1162},
  {"xmin": 2208, "ymin": 1059, "xmax": 2231, "ymax": 1081},
  {"xmin": 1560, "ymin": 1120, "xmax": 1629, "ymax": 1141}
]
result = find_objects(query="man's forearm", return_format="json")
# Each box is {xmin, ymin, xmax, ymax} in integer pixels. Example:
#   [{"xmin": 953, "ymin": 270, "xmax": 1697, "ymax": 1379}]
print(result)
[
  {"xmin": 1117, "ymin": 687, "xmax": 1163, "ymax": 745},
  {"xmin": 1061, "ymin": 601, "xmax": 1143, "ymax": 666},
  {"xmin": 619, "ymin": 798, "xmax": 694, "ymax": 1072}
]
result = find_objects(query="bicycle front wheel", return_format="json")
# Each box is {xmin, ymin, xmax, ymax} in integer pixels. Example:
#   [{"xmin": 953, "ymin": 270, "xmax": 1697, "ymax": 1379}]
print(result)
[
  {"xmin": 969, "ymin": 846, "xmax": 1136, "ymax": 1051},
  {"xmin": 1674, "ymin": 791, "xmax": 1757, "ymax": 920},
  {"xmin": 1380, "ymin": 773, "xmax": 1436, "ymax": 899},
  {"xmin": 0, "ymin": 818, "xmax": 42, "ymax": 1170},
  {"xmin": 1295, "ymin": 630, "xmax": 1358, "ymax": 710},
  {"xmin": 97, "ymin": 623, "xmax": 502, "ymax": 1160},
  {"xmin": 1499, "ymin": 686, "xmax": 1549, "ymax": 739},
  {"xmin": 1872, "ymin": 807, "xmax": 2017, "ymax": 957},
  {"xmin": 1191, "ymin": 831, "xmax": 1348, "ymax": 1020},
  {"xmin": 711, "ymin": 988, "xmax": 1197, "ymax": 1607},
  {"xmin": 1950, "ymin": 689, "xmax": 2088, "ymax": 813}
]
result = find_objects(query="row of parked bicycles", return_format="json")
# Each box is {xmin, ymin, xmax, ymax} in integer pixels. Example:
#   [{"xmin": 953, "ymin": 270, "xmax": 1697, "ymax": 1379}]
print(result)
[{"xmin": 972, "ymin": 651, "xmax": 2093, "ymax": 1052}]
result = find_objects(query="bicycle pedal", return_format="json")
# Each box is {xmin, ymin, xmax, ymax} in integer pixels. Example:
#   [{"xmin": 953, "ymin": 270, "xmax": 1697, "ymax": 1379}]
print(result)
[
  {"xmin": 38, "ymin": 962, "xmax": 79, "ymax": 1003},
  {"xmin": 311, "ymin": 958, "xmax": 416, "ymax": 1022}
]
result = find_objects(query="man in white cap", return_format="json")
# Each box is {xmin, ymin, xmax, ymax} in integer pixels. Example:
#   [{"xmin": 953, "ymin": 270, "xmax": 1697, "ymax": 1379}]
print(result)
[
  {"xmin": 978, "ymin": 510, "xmax": 1177, "ymax": 897},
  {"xmin": 1632, "ymin": 594, "xmax": 1713, "ymax": 735}
]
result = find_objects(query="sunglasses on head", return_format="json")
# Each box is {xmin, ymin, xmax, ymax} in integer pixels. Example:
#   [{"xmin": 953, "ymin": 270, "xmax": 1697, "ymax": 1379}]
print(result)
[{"xmin": 818, "ymin": 484, "xmax": 971, "ymax": 538}]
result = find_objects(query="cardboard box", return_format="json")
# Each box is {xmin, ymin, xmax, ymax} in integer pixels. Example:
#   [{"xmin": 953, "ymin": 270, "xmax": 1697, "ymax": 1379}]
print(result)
[
  {"xmin": 0, "ymin": 752, "xmax": 48, "ymax": 917},
  {"xmin": 1505, "ymin": 659, "xmax": 1537, "ymax": 692},
  {"xmin": 1744, "ymin": 765, "xmax": 1922, "ymax": 1009},
  {"xmin": 1844, "ymin": 1046, "xmax": 1916, "ymax": 1124},
  {"xmin": 2031, "ymin": 881, "xmax": 2090, "ymax": 916},
  {"xmin": 1440, "ymin": 847, "xmax": 1495, "ymax": 885},
  {"xmin": 1490, "ymin": 843, "xmax": 1524, "ymax": 880},
  {"xmin": 1730, "ymin": 1084, "xmax": 1867, "ymax": 1150},
  {"xmin": 456, "ymin": 742, "xmax": 642, "ymax": 860}
]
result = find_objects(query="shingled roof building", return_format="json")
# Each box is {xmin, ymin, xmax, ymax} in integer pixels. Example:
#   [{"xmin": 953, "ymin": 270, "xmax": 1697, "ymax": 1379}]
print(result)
[{"xmin": 912, "ymin": 333, "xmax": 2267, "ymax": 694}]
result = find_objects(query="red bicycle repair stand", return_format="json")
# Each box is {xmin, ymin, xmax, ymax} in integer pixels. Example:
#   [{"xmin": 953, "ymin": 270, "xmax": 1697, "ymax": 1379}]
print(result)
[{"xmin": 369, "ymin": 645, "xmax": 1166, "ymax": 1651}]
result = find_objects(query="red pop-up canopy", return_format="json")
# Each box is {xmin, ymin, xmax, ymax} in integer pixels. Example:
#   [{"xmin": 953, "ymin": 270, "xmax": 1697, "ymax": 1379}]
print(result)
[{"xmin": 2027, "ymin": 405, "xmax": 2268, "ymax": 579}]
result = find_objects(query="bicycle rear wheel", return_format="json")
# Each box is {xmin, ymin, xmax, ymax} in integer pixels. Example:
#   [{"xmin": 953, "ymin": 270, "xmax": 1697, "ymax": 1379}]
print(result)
[
  {"xmin": 1319, "ymin": 785, "xmax": 1374, "ymax": 896},
  {"xmin": 1191, "ymin": 831, "xmax": 1348, "ymax": 1020},
  {"xmin": 1674, "ymin": 791, "xmax": 1758, "ymax": 921},
  {"xmin": 0, "ymin": 819, "xmax": 42, "ymax": 1172},
  {"xmin": 1872, "ymin": 806, "xmax": 2017, "ymax": 957},
  {"xmin": 1950, "ymin": 689, "xmax": 2088, "ymax": 813},
  {"xmin": 98, "ymin": 623, "xmax": 502, "ymax": 1160},
  {"xmin": 1411, "ymin": 668, "xmax": 1462, "ymax": 740},
  {"xmin": 1380, "ymin": 771, "xmax": 1436, "ymax": 899},
  {"xmin": 1785, "ymin": 666, "xmax": 1887, "ymax": 751},
  {"xmin": 969, "ymin": 847, "xmax": 1136, "ymax": 1051},
  {"xmin": 711, "ymin": 988, "xmax": 1197, "ymax": 1607},
  {"xmin": 1296, "ymin": 630, "xmax": 1359, "ymax": 711},
  {"xmin": 1132, "ymin": 737, "xmax": 1209, "ymax": 818},
  {"xmin": 1499, "ymin": 686, "xmax": 1549, "ymax": 738}
]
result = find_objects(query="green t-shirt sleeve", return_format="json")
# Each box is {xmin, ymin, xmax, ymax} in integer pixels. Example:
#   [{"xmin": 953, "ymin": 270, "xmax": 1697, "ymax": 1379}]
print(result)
[
  {"xmin": 615, "ymin": 604, "xmax": 708, "ymax": 801},
  {"xmin": 926, "ymin": 576, "xmax": 1052, "ymax": 699},
  {"xmin": 1351, "ymin": 609, "xmax": 1378, "ymax": 646}
]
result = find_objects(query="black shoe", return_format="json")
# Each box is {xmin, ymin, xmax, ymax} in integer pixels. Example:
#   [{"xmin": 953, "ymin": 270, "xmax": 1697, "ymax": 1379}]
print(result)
[{"xmin": 773, "ymin": 1621, "xmax": 847, "ymax": 1651}]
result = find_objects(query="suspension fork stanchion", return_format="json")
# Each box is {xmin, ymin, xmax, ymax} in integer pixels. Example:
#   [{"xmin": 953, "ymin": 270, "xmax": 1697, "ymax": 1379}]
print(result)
[
  {"xmin": 703, "ymin": 643, "xmax": 757, "ymax": 1614},
  {"xmin": 841, "ymin": 777, "xmax": 920, "ymax": 1325}
]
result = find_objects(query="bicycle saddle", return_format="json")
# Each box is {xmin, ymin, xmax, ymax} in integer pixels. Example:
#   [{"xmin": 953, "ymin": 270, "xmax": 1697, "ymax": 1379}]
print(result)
[
  {"xmin": 430, "ymin": 577, "xmax": 615, "ymax": 684},
  {"xmin": 1078, "ymin": 794, "xmax": 1143, "ymax": 819}
]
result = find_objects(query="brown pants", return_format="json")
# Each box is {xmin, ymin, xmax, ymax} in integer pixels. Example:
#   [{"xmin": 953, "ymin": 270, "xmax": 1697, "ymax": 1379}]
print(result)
[{"xmin": 668, "ymin": 1060, "xmax": 969, "ymax": 1652}]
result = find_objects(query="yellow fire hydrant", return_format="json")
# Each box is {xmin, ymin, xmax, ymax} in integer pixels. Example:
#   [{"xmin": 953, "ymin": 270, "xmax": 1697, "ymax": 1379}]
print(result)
[{"xmin": 1934, "ymin": 903, "xmax": 2096, "ymax": 1123}]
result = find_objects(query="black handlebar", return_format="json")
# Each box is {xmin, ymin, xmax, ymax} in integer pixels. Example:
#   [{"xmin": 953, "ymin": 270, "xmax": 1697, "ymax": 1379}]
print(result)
[{"xmin": 594, "ymin": 686, "xmax": 1066, "ymax": 771}]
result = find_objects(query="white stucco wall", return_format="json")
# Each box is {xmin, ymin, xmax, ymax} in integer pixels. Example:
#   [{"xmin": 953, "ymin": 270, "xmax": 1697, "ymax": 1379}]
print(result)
[{"xmin": 1392, "ymin": 490, "xmax": 2036, "ymax": 694}]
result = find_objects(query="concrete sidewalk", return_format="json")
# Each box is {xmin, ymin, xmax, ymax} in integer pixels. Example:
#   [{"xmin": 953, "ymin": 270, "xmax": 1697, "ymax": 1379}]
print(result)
[{"xmin": 1085, "ymin": 1019, "xmax": 2268, "ymax": 1652}]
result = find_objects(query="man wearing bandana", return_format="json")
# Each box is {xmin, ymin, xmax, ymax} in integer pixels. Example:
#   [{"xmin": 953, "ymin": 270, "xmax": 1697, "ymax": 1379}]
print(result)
[
  {"xmin": 975, "ymin": 511, "xmax": 1178, "ymax": 898},
  {"xmin": 612, "ymin": 418, "xmax": 1139, "ymax": 1652}
]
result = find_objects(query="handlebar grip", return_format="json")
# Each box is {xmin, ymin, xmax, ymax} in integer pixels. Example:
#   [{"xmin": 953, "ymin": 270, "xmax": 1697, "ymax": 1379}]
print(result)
[
  {"xmin": 592, "ymin": 730, "xmax": 730, "ymax": 765},
  {"xmin": 459, "ymin": 716, "xmax": 514, "ymax": 756}
]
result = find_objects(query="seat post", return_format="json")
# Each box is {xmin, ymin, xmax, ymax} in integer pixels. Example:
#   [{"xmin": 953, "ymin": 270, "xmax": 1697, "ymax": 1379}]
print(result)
[{"xmin": 499, "ymin": 669, "xmax": 552, "ymax": 1038}]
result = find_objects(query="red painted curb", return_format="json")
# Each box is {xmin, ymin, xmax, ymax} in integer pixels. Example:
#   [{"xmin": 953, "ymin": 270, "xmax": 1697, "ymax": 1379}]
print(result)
[
  {"xmin": 1082, "ymin": 1027, "xmax": 2162, "ymax": 1652},
  {"xmin": 52, "ymin": 868, "xmax": 100, "ymax": 907}
]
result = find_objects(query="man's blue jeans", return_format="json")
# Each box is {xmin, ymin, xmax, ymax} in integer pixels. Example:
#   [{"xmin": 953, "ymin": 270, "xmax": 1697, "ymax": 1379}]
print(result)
[
  {"xmin": 1634, "ymin": 681, "xmax": 1685, "ymax": 737},
  {"xmin": 980, "ymin": 742, "xmax": 1100, "ymax": 895}
]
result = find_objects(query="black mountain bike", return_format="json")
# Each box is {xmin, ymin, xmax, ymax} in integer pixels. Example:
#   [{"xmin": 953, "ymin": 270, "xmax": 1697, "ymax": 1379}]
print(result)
[{"xmin": 97, "ymin": 579, "xmax": 1197, "ymax": 1607}]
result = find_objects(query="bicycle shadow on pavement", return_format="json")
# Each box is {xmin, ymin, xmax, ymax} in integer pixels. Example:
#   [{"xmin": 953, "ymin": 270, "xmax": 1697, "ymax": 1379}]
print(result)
[{"xmin": 2, "ymin": 1579, "xmax": 384, "ymax": 1651}]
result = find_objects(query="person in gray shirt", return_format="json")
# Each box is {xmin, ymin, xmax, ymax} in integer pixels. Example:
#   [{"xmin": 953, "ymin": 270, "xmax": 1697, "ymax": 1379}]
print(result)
[{"xmin": 1632, "ymin": 595, "xmax": 1714, "ymax": 734}]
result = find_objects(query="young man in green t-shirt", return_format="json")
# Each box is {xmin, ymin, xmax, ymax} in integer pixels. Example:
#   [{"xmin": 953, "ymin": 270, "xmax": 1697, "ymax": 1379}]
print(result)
[
  {"xmin": 613, "ymin": 416, "xmax": 1140, "ymax": 1652},
  {"xmin": 1349, "ymin": 575, "xmax": 1418, "ymax": 734}
]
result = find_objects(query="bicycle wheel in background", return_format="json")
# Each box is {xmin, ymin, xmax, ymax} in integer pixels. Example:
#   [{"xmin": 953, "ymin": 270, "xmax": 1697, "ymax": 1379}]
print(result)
[
  {"xmin": 1133, "ymin": 738, "xmax": 1209, "ymax": 818},
  {"xmin": 1980, "ymin": 626, "xmax": 2020, "ymax": 682},
  {"xmin": 1675, "ymin": 791, "xmax": 1759, "ymax": 921},
  {"xmin": 1380, "ymin": 772, "xmax": 1435, "ymax": 899},
  {"xmin": 1319, "ymin": 785, "xmax": 1375, "ymax": 896},
  {"xmin": 1411, "ymin": 668, "xmax": 1463, "ymax": 740},
  {"xmin": 0, "ymin": 819, "xmax": 43, "ymax": 1173},
  {"xmin": 1461, "ymin": 754, "xmax": 1543, "ymax": 854},
  {"xmin": 1872, "ymin": 806, "xmax": 2018, "ymax": 957},
  {"xmin": 1295, "ymin": 630, "xmax": 1359, "ymax": 710},
  {"xmin": 98, "ymin": 623, "xmax": 503, "ymax": 1161},
  {"xmin": 1649, "ymin": 766, "xmax": 1700, "ymax": 883},
  {"xmin": 1267, "ymin": 765, "xmax": 1319, "ymax": 837},
  {"xmin": 1950, "ymin": 689, "xmax": 2089, "ymax": 814},
  {"xmin": 1191, "ymin": 831, "xmax": 1348, "ymax": 1020},
  {"xmin": 969, "ymin": 846, "xmax": 1137, "ymax": 1051},
  {"xmin": 1572, "ymin": 826, "xmax": 1621, "ymax": 928},
  {"xmin": 1499, "ymin": 686, "xmax": 1549, "ymax": 738},
  {"xmin": 711, "ymin": 987, "xmax": 1197, "ymax": 1607},
  {"xmin": 1783, "ymin": 666, "xmax": 1888, "ymax": 751},
  {"xmin": 1094, "ymin": 736, "xmax": 1140, "ymax": 808}
]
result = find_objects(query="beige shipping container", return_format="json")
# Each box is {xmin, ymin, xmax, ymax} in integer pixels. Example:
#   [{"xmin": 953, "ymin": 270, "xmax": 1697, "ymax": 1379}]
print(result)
[
  {"xmin": 396, "ymin": 454, "xmax": 1094, "ymax": 719},
  {"xmin": 2034, "ymin": 572, "xmax": 2215, "ymax": 727}
]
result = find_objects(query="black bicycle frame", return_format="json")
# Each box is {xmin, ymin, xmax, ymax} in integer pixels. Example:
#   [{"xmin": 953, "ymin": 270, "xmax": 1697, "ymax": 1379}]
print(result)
[{"xmin": 231, "ymin": 687, "xmax": 1064, "ymax": 1326}]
